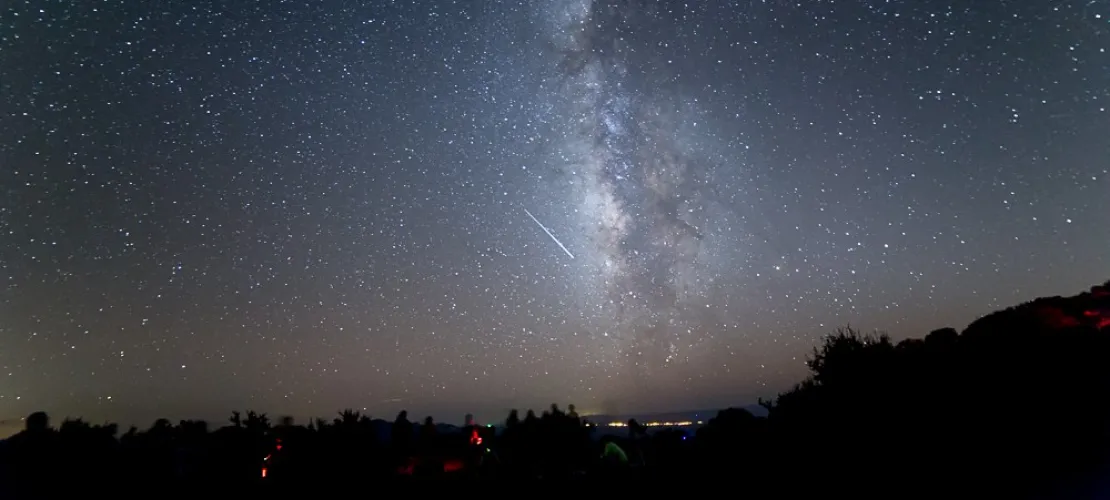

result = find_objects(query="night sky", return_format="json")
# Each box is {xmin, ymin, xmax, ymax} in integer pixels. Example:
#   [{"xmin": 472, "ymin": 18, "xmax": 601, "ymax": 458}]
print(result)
[{"xmin": 1, "ymin": 0, "xmax": 1108, "ymax": 427}]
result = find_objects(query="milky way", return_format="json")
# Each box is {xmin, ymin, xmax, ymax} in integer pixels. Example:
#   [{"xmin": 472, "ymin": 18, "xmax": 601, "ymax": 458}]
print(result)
[
  {"xmin": 540, "ymin": 0, "xmax": 728, "ymax": 379},
  {"xmin": 0, "ymin": 0, "xmax": 1107, "ymax": 426}
]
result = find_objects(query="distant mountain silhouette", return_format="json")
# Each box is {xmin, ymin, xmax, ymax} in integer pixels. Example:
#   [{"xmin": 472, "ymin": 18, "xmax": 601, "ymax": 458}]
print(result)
[{"xmin": 585, "ymin": 405, "xmax": 767, "ymax": 425}]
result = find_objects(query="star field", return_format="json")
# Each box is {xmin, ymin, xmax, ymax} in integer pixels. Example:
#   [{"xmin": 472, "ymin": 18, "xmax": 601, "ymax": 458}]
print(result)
[{"xmin": 1, "ymin": 0, "xmax": 1108, "ymax": 425}]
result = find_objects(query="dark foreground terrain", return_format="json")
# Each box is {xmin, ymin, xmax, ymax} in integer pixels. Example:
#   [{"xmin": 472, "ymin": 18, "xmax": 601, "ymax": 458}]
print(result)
[{"xmin": 3, "ymin": 281, "xmax": 1110, "ymax": 498}]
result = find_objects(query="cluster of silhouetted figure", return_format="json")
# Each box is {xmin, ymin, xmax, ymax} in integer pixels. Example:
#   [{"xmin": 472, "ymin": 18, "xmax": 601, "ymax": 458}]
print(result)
[{"xmin": 2, "ymin": 281, "xmax": 1109, "ymax": 496}]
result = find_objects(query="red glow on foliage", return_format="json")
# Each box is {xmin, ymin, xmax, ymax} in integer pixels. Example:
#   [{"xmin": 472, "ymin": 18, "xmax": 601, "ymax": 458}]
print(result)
[
  {"xmin": 396, "ymin": 457, "xmax": 466, "ymax": 475},
  {"xmin": 1039, "ymin": 307, "xmax": 1081, "ymax": 328},
  {"xmin": 1036, "ymin": 302, "xmax": 1110, "ymax": 330},
  {"xmin": 1080, "ymin": 307, "xmax": 1110, "ymax": 329}
]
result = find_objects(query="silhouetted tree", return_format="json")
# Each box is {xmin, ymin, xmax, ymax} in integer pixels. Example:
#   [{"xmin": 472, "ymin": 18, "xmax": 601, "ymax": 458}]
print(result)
[{"xmin": 244, "ymin": 411, "xmax": 270, "ymax": 432}]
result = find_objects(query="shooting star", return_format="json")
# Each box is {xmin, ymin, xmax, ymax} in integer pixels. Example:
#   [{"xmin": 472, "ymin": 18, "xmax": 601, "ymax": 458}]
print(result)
[{"xmin": 521, "ymin": 206, "xmax": 575, "ymax": 259}]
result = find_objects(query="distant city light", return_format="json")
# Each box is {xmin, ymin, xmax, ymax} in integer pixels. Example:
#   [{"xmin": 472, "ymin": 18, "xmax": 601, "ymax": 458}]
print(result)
[{"xmin": 602, "ymin": 420, "xmax": 703, "ymax": 427}]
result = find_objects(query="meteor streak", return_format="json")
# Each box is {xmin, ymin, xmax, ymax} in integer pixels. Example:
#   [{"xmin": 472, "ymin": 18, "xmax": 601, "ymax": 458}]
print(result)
[{"xmin": 522, "ymin": 206, "xmax": 575, "ymax": 259}]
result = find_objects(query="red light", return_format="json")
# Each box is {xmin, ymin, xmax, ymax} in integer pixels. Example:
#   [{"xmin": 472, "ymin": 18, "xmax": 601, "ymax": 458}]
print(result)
[{"xmin": 261, "ymin": 467, "xmax": 268, "ymax": 478}]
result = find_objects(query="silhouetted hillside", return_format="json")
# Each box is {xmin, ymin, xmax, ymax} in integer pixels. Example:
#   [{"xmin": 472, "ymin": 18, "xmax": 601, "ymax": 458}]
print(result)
[
  {"xmin": 965, "ymin": 280, "xmax": 1110, "ymax": 336},
  {"xmin": 763, "ymin": 279, "xmax": 1110, "ymax": 497}
]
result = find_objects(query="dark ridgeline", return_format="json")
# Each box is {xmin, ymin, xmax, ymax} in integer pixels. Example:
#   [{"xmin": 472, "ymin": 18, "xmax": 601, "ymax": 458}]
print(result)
[{"xmin": 0, "ymin": 280, "xmax": 1108, "ymax": 497}]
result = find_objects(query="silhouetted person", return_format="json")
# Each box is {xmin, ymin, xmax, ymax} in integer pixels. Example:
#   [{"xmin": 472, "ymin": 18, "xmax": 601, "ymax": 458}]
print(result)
[
  {"xmin": 415, "ymin": 416, "xmax": 441, "ymax": 476},
  {"xmin": 627, "ymin": 418, "xmax": 645, "ymax": 439},
  {"xmin": 420, "ymin": 416, "xmax": 436, "ymax": 445},
  {"xmin": 4, "ymin": 412, "xmax": 59, "ymax": 495},
  {"xmin": 391, "ymin": 410, "xmax": 413, "ymax": 464}
]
